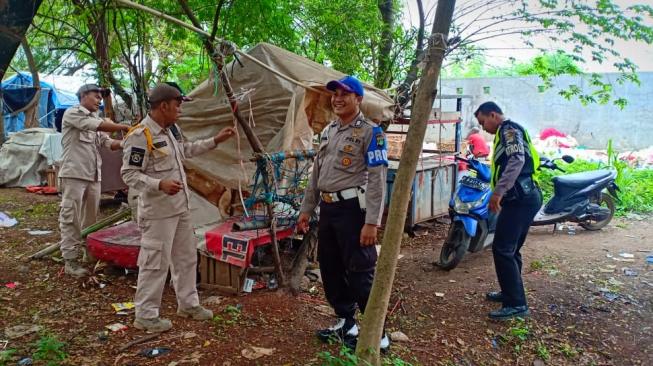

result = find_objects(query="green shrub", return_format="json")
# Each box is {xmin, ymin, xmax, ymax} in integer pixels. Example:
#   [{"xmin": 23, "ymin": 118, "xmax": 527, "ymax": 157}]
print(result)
[{"xmin": 539, "ymin": 141, "xmax": 653, "ymax": 215}]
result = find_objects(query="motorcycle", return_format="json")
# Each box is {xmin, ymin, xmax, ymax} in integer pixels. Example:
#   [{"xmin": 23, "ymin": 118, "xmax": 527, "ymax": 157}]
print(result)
[{"xmin": 438, "ymin": 154, "xmax": 619, "ymax": 270}]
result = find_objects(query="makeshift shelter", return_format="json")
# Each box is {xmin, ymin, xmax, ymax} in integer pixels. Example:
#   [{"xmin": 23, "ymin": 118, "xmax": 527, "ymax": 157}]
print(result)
[
  {"xmin": 1, "ymin": 72, "xmax": 78, "ymax": 135},
  {"xmin": 178, "ymin": 42, "xmax": 395, "ymax": 192}
]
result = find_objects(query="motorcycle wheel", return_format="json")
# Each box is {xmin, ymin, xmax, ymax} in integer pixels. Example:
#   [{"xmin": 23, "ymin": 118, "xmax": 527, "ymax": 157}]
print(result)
[
  {"xmin": 579, "ymin": 192, "xmax": 615, "ymax": 231},
  {"xmin": 438, "ymin": 222, "xmax": 471, "ymax": 270}
]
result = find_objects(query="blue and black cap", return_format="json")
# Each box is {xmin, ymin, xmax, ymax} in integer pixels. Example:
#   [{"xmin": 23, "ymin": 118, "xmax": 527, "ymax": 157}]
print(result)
[{"xmin": 326, "ymin": 75, "xmax": 364, "ymax": 97}]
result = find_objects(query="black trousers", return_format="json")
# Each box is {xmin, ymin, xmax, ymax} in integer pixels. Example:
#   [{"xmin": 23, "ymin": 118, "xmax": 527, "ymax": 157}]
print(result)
[
  {"xmin": 492, "ymin": 189, "xmax": 542, "ymax": 307},
  {"xmin": 318, "ymin": 198, "xmax": 378, "ymax": 320}
]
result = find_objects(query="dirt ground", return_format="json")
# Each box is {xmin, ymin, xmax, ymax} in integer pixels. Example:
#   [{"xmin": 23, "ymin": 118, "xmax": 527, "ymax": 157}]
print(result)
[{"xmin": 1, "ymin": 187, "xmax": 652, "ymax": 366}]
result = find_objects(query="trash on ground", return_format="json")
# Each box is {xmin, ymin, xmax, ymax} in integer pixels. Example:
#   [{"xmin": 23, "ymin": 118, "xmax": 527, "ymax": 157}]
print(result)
[
  {"xmin": 4, "ymin": 324, "xmax": 41, "ymax": 339},
  {"xmin": 111, "ymin": 302, "xmax": 135, "ymax": 313},
  {"xmin": 4, "ymin": 282, "xmax": 18, "ymax": 289},
  {"xmin": 390, "ymin": 331, "xmax": 410, "ymax": 342},
  {"xmin": 241, "ymin": 346, "xmax": 275, "ymax": 360},
  {"xmin": 622, "ymin": 268, "xmax": 638, "ymax": 276},
  {"xmin": 105, "ymin": 323, "xmax": 128, "ymax": 332},
  {"xmin": 435, "ymin": 292, "xmax": 445, "ymax": 297},
  {"xmin": 27, "ymin": 230, "xmax": 53, "ymax": 236},
  {"xmin": 619, "ymin": 252, "xmax": 635, "ymax": 258},
  {"xmin": 139, "ymin": 347, "xmax": 171, "ymax": 358},
  {"xmin": 17, "ymin": 358, "xmax": 33, "ymax": 366},
  {"xmin": 0, "ymin": 212, "xmax": 18, "ymax": 228},
  {"xmin": 242, "ymin": 278, "xmax": 255, "ymax": 293},
  {"xmin": 599, "ymin": 289, "xmax": 619, "ymax": 302},
  {"xmin": 97, "ymin": 331, "xmax": 109, "ymax": 341}
]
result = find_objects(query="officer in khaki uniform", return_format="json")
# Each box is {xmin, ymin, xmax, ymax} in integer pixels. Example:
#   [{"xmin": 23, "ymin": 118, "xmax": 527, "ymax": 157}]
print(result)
[
  {"xmin": 297, "ymin": 76, "xmax": 390, "ymax": 351},
  {"xmin": 58, "ymin": 84, "xmax": 129, "ymax": 277},
  {"xmin": 121, "ymin": 83, "xmax": 235, "ymax": 333}
]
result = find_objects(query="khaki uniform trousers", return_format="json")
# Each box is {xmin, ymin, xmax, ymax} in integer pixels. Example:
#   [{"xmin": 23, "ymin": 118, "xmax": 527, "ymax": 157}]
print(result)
[
  {"xmin": 135, "ymin": 211, "xmax": 200, "ymax": 319},
  {"xmin": 58, "ymin": 177, "xmax": 101, "ymax": 260}
]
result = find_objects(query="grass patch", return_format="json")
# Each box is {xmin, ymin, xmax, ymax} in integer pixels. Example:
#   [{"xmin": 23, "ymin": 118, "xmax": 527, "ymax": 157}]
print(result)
[
  {"xmin": 33, "ymin": 332, "xmax": 67, "ymax": 366},
  {"xmin": 0, "ymin": 349, "xmax": 17, "ymax": 366},
  {"xmin": 559, "ymin": 343, "xmax": 579, "ymax": 358},
  {"xmin": 536, "ymin": 342, "xmax": 550, "ymax": 361},
  {"xmin": 10, "ymin": 202, "xmax": 59, "ymax": 221},
  {"xmin": 317, "ymin": 346, "xmax": 415, "ymax": 366}
]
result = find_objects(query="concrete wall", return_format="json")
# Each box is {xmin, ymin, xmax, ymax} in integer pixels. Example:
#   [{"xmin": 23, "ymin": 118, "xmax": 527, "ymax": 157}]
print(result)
[{"xmin": 437, "ymin": 72, "xmax": 653, "ymax": 150}]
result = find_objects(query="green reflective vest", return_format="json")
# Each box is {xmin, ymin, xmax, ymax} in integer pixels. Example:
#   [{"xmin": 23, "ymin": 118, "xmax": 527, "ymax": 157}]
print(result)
[{"xmin": 491, "ymin": 120, "xmax": 540, "ymax": 189}]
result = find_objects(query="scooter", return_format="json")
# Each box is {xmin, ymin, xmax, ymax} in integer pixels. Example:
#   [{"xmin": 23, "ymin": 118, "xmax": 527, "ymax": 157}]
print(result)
[
  {"xmin": 438, "ymin": 153, "xmax": 494, "ymax": 270},
  {"xmin": 438, "ymin": 154, "xmax": 620, "ymax": 270},
  {"xmin": 531, "ymin": 156, "xmax": 619, "ymax": 230}
]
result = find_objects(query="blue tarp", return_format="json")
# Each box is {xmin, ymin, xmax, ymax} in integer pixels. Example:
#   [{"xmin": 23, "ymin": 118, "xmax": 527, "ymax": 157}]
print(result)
[{"xmin": 1, "ymin": 72, "xmax": 77, "ymax": 135}]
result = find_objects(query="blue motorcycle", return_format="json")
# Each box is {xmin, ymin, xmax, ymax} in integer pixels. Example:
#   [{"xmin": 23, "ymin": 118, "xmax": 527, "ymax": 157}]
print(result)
[
  {"xmin": 438, "ymin": 154, "xmax": 495, "ymax": 270},
  {"xmin": 438, "ymin": 154, "xmax": 619, "ymax": 270}
]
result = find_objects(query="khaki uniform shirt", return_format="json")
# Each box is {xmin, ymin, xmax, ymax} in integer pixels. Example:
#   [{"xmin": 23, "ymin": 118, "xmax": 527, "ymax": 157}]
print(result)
[
  {"xmin": 121, "ymin": 115, "xmax": 217, "ymax": 220},
  {"xmin": 58, "ymin": 105, "xmax": 113, "ymax": 182},
  {"xmin": 300, "ymin": 112, "xmax": 388, "ymax": 226}
]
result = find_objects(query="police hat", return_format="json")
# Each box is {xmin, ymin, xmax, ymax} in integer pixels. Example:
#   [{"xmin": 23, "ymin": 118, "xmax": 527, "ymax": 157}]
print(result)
[
  {"xmin": 76, "ymin": 84, "xmax": 106, "ymax": 99},
  {"xmin": 326, "ymin": 75, "xmax": 364, "ymax": 97},
  {"xmin": 148, "ymin": 83, "xmax": 192, "ymax": 103}
]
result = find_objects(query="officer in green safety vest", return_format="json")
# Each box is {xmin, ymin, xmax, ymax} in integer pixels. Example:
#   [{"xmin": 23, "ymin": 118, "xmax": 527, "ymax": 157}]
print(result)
[{"xmin": 475, "ymin": 101, "xmax": 542, "ymax": 321}]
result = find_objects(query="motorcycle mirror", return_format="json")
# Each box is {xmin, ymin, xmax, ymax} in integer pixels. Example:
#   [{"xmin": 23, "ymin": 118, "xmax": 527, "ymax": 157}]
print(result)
[{"xmin": 561, "ymin": 155, "xmax": 575, "ymax": 163}]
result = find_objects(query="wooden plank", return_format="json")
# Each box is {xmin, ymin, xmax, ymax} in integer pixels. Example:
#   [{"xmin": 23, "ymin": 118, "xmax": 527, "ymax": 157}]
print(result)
[
  {"xmin": 183, "ymin": 160, "xmax": 229, "ymax": 207},
  {"xmin": 199, "ymin": 283, "xmax": 239, "ymax": 295},
  {"xmin": 199, "ymin": 255, "xmax": 208, "ymax": 286},
  {"xmin": 216, "ymin": 261, "xmax": 230, "ymax": 286},
  {"xmin": 229, "ymin": 265, "xmax": 242, "ymax": 292}
]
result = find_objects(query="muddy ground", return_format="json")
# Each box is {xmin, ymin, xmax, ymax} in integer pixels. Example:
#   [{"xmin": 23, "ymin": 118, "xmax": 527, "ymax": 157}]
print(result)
[{"xmin": 0, "ymin": 187, "xmax": 651, "ymax": 365}]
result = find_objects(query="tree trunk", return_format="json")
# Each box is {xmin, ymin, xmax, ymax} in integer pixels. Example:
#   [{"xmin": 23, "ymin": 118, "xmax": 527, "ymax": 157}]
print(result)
[
  {"xmin": 354, "ymin": 1, "xmax": 457, "ymax": 364},
  {"xmin": 395, "ymin": 0, "xmax": 425, "ymax": 110},
  {"xmin": 21, "ymin": 37, "xmax": 41, "ymax": 129},
  {"xmin": 375, "ymin": 0, "xmax": 395, "ymax": 88}
]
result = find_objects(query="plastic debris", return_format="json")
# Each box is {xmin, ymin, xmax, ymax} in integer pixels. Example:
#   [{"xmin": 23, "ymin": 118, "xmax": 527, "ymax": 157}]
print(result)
[
  {"xmin": 491, "ymin": 337, "xmax": 499, "ymax": 349},
  {"xmin": 622, "ymin": 268, "xmax": 638, "ymax": 277},
  {"xmin": 17, "ymin": 358, "xmax": 33, "ymax": 366},
  {"xmin": 241, "ymin": 346, "xmax": 275, "ymax": 360},
  {"xmin": 111, "ymin": 302, "xmax": 135, "ymax": 313},
  {"xmin": 0, "ymin": 212, "xmax": 18, "ymax": 227},
  {"xmin": 139, "ymin": 347, "xmax": 171, "ymax": 358},
  {"xmin": 267, "ymin": 277, "xmax": 278, "ymax": 290},
  {"xmin": 242, "ymin": 278, "xmax": 255, "ymax": 293},
  {"xmin": 27, "ymin": 230, "xmax": 52, "ymax": 236},
  {"xmin": 435, "ymin": 292, "xmax": 445, "ymax": 297},
  {"xmin": 4, "ymin": 282, "xmax": 17, "ymax": 289},
  {"xmin": 619, "ymin": 252, "xmax": 635, "ymax": 259},
  {"xmin": 105, "ymin": 323, "xmax": 128, "ymax": 332}
]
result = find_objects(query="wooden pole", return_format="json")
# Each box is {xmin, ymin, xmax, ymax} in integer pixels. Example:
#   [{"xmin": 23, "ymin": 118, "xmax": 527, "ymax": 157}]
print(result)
[
  {"xmin": 354, "ymin": 0, "xmax": 457, "ymax": 363},
  {"xmin": 176, "ymin": 0, "xmax": 285, "ymax": 287}
]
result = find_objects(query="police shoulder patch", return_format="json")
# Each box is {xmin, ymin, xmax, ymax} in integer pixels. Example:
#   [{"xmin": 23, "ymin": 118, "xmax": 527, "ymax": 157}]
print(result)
[
  {"xmin": 366, "ymin": 126, "xmax": 388, "ymax": 167},
  {"xmin": 129, "ymin": 147, "xmax": 145, "ymax": 167}
]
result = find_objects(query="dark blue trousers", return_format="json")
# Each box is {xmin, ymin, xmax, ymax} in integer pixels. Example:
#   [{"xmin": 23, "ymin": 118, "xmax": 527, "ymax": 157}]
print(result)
[
  {"xmin": 318, "ymin": 198, "xmax": 377, "ymax": 320},
  {"xmin": 492, "ymin": 190, "xmax": 542, "ymax": 307}
]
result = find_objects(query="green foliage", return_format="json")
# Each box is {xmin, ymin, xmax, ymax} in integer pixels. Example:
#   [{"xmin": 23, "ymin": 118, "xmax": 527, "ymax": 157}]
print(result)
[
  {"xmin": 0, "ymin": 349, "xmax": 16, "ymax": 366},
  {"xmin": 559, "ymin": 343, "xmax": 579, "ymax": 358},
  {"xmin": 539, "ymin": 142, "xmax": 653, "ymax": 215},
  {"xmin": 318, "ymin": 346, "xmax": 414, "ymax": 366},
  {"xmin": 33, "ymin": 333, "xmax": 67, "ymax": 366},
  {"xmin": 536, "ymin": 342, "xmax": 551, "ymax": 361}
]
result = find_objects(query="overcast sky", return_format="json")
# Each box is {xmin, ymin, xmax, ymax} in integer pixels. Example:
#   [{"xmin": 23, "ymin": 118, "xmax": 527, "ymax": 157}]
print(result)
[{"xmin": 402, "ymin": 0, "xmax": 653, "ymax": 72}]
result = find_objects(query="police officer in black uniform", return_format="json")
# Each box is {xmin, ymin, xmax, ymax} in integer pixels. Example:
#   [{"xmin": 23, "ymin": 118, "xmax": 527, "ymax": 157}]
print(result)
[
  {"xmin": 475, "ymin": 101, "xmax": 542, "ymax": 320},
  {"xmin": 297, "ymin": 76, "xmax": 390, "ymax": 350}
]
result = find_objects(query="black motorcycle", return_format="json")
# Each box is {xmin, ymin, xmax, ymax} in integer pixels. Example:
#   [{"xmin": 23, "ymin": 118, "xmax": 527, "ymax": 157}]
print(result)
[{"xmin": 532, "ymin": 155, "xmax": 619, "ymax": 230}]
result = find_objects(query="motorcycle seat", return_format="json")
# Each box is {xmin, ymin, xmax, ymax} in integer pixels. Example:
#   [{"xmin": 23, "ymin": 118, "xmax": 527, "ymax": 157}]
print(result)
[{"xmin": 553, "ymin": 170, "xmax": 614, "ymax": 189}]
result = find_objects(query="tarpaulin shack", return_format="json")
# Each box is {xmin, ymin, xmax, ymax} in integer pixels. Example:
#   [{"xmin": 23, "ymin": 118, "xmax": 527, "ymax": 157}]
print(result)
[{"xmin": 177, "ymin": 42, "xmax": 395, "ymax": 214}]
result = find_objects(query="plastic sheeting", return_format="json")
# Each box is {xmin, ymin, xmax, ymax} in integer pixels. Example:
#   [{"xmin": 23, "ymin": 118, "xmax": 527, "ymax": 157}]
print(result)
[
  {"xmin": 177, "ymin": 43, "xmax": 395, "ymax": 189},
  {"xmin": 0, "ymin": 128, "xmax": 54, "ymax": 187},
  {"xmin": 1, "ymin": 72, "xmax": 77, "ymax": 135}
]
